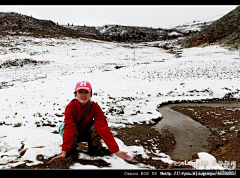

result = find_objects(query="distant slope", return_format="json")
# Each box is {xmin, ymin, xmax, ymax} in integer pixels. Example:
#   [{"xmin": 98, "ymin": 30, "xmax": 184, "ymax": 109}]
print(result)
[
  {"xmin": 0, "ymin": 12, "xmax": 188, "ymax": 42},
  {"xmin": 63, "ymin": 24, "xmax": 188, "ymax": 43},
  {"xmin": 0, "ymin": 11, "xmax": 215, "ymax": 44},
  {"xmin": 180, "ymin": 6, "xmax": 240, "ymax": 49},
  {"xmin": 0, "ymin": 12, "xmax": 80, "ymax": 37}
]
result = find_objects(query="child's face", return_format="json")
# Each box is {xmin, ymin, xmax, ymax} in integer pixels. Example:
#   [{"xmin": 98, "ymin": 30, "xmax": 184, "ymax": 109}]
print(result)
[{"xmin": 75, "ymin": 89, "xmax": 91, "ymax": 105}]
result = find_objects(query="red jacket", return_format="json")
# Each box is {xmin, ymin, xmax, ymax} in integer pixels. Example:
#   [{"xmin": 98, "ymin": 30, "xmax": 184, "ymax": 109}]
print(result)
[{"xmin": 62, "ymin": 99, "xmax": 119, "ymax": 154}]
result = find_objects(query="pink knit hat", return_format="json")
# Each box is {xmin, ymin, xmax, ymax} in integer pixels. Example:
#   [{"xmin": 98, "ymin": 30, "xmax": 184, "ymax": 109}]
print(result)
[{"xmin": 75, "ymin": 81, "xmax": 92, "ymax": 92}]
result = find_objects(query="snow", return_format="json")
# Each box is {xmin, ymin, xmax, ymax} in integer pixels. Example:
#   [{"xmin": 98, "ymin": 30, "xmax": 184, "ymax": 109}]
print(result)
[
  {"xmin": 0, "ymin": 34, "xmax": 239, "ymax": 169},
  {"xmin": 193, "ymin": 152, "xmax": 224, "ymax": 170},
  {"xmin": 69, "ymin": 138, "xmax": 150, "ymax": 169},
  {"xmin": 0, "ymin": 125, "xmax": 61, "ymax": 167}
]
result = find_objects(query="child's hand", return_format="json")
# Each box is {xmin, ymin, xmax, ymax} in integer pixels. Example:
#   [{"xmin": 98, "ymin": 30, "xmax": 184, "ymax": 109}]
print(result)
[
  {"xmin": 49, "ymin": 151, "xmax": 66, "ymax": 163},
  {"xmin": 115, "ymin": 151, "xmax": 132, "ymax": 161}
]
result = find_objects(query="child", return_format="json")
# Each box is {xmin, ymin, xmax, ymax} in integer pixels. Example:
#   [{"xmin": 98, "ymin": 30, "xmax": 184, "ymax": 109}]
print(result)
[{"xmin": 49, "ymin": 81, "xmax": 131, "ymax": 163}]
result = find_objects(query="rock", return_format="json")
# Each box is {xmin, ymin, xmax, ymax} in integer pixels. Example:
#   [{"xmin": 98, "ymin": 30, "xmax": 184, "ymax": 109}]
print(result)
[{"xmin": 36, "ymin": 155, "xmax": 44, "ymax": 161}]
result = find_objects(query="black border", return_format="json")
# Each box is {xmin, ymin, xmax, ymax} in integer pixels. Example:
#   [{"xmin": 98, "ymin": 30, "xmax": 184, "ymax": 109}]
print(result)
[
  {"xmin": 2, "ymin": 169, "xmax": 240, "ymax": 177},
  {"xmin": 0, "ymin": 1, "xmax": 239, "ymax": 176},
  {"xmin": 0, "ymin": 2, "xmax": 239, "ymax": 5}
]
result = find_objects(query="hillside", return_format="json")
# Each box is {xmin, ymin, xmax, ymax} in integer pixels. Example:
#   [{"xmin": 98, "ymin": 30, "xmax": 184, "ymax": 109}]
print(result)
[
  {"xmin": 0, "ymin": 12, "xmax": 207, "ymax": 43},
  {"xmin": 1, "ymin": 30, "xmax": 240, "ymax": 170},
  {"xmin": 67, "ymin": 24, "xmax": 189, "ymax": 42},
  {"xmin": 180, "ymin": 6, "xmax": 240, "ymax": 49},
  {"xmin": 0, "ymin": 12, "xmax": 81, "ymax": 38}
]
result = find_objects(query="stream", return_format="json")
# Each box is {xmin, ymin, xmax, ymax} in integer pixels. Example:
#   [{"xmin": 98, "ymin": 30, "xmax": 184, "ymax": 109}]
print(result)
[{"xmin": 154, "ymin": 102, "xmax": 240, "ymax": 160}]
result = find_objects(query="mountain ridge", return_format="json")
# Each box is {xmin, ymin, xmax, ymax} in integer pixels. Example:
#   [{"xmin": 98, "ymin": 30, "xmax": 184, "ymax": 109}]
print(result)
[{"xmin": 0, "ymin": 11, "xmax": 209, "ymax": 43}]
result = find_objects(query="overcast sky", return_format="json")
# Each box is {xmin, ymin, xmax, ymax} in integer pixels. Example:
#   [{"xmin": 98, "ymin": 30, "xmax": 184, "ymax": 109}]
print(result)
[{"xmin": 0, "ymin": 5, "xmax": 238, "ymax": 28}]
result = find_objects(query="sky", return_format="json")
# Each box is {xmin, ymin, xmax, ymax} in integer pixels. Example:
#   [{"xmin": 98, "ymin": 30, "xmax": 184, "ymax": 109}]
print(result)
[{"xmin": 0, "ymin": 5, "xmax": 238, "ymax": 28}]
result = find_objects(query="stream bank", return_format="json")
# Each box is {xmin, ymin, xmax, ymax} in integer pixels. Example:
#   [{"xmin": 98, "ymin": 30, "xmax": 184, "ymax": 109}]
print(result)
[{"xmin": 169, "ymin": 100, "xmax": 240, "ymax": 169}]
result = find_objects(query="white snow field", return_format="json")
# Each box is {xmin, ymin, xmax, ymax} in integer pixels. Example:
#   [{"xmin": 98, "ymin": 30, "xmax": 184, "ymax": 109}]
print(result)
[{"xmin": 0, "ymin": 35, "xmax": 239, "ymax": 169}]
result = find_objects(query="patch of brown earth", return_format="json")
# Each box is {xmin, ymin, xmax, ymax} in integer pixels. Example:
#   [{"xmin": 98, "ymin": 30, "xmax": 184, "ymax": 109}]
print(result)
[{"xmin": 113, "ymin": 124, "xmax": 176, "ymax": 169}]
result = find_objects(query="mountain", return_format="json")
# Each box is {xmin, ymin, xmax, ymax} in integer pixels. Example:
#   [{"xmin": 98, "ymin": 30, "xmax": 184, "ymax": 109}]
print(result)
[
  {"xmin": 66, "ymin": 24, "xmax": 190, "ymax": 42},
  {"xmin": 0, "ymin": 12, "xmax": 195, "ymax": 43},
  {"xmin": 180, "ymin": 6, "xmax": 240, "ymax": 49},
  {"xmin": 0, "ymin": 12, "xmax": 80, "ymax": 37},
  {"xmin": 0, "ymin": 11, "xmax": 221, "ymax": 45}
]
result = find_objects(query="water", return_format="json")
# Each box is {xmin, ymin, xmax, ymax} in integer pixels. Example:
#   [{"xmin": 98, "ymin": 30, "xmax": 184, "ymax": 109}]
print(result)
[{"xmin": 154, "ymin": 102, "xmax": 240, "ymax": 160}]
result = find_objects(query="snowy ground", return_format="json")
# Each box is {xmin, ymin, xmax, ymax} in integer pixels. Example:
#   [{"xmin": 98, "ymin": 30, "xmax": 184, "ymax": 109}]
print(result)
[{"xmin": 0, "ymin": 35, "xmax": 240, "ymax": 169}]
